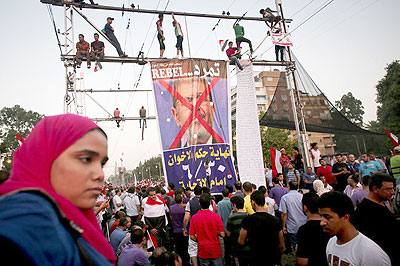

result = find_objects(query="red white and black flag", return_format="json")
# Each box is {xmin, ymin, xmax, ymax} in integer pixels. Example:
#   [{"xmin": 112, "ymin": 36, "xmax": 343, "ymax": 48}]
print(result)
[
  {"xmin": 15, "ymin": 133, "xmax": 24, "ymax": 146},
  {"xmin": 384, "ymin": 128, "xmax": 399, "ymax": 147}
]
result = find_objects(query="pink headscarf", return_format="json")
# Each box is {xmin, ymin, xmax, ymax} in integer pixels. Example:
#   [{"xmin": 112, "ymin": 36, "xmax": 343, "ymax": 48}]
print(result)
[{"xmin": 0, "ymin": 114, "xmax": 116, "ymax": 264}]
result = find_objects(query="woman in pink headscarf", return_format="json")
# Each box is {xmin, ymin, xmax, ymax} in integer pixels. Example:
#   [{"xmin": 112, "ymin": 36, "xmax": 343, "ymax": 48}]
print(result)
[{"xmin": 0, "ymin": 114, "xmax": 115, "ymax": 265}]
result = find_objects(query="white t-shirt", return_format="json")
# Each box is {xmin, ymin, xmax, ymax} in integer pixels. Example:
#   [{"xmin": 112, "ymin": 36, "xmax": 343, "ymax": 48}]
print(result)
[
  {"xmin": 113, "ymin": 195, "xmax": 123, "ymax": 212},
  {"xmin": 326, "ymin": 232, "xmax": 391, "ymax": 266},
  {"xmin": 311, "ymin": 149, "xmax": 321, "ymax": 168},
  {"xmin": 123, "ymin": 193, "xmax": 140, "ymax": 216},
  {"xmin": 95, "ymin": 194, "xmax": 106, "ymax": 224},
  {"xmin": 265, "ymin": 196, "xmax": 277, "ymax": 216}
]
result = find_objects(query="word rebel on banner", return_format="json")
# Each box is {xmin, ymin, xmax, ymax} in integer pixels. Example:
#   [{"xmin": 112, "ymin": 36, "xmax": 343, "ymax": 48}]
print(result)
[{"xmin": 151, "ymin": 59, "xmax": 237, "ymax": 193}]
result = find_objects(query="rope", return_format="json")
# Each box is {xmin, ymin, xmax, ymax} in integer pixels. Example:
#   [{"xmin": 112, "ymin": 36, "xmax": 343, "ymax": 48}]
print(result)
[
  {"xmin": 46, "ymin": 5, "xmax": 62, "ymax": 54},
  {"xmin": 184, "ymin": 16, "xmax": 192, "ymax": 58}
]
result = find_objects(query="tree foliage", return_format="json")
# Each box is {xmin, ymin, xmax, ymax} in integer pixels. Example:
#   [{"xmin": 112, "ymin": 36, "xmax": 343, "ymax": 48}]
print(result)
[
  {"xmin": 261, "ymin": 127, "xmax": 298, "ymax": 167},
  {"xmin": 376, "ymin": 60, "xmax": 400, "ymax": 136},
  {"xmin": 0, "ymin": 105, "xmax": 43, "ymax": 170},
  {"xmin": 335, "ymin": 92, "xmax": 365, "ymax": 126}
]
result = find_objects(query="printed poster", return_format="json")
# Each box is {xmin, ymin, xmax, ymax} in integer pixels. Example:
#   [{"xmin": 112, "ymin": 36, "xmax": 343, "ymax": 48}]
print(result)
[{"xmin": 151, "ymin": 59, "xmax": 237, "ymax": 193}]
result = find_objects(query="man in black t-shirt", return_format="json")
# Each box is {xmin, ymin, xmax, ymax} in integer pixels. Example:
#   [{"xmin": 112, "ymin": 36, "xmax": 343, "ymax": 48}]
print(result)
[
  {"xmin": 292, "ymin": 147, "xmax": 304, "ymax": 174},
  {"xmin": 353, "ymin": 173, "xmax": 399, "ymax": 265},
  {"xmin": 331, "ymin": 154, "xmax": 351, "ymax": 192},
  {"xmin": 296, "ymin": 193, "xmax": 329, "ymax": 266},
  {"xmin": 239, "ymin": 191, "xmax": 283, "ymax": 266}
]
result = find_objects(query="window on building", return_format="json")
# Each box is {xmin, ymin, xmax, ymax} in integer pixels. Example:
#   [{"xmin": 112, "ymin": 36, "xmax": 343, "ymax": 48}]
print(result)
[
  {"xmin": 267, "ymin": 77, "xmax": 273, "ymax": 81},
  {"xmin": 283, "ymin": 104, "xmax": 289, "ymax": 112},
  {"xmin": 272, "ymin": 104, "xmax": 277, "ymax": 112},
  {"xmin": 257, "ymin": 95, "xmax": 267, "ymax": 101},
  {"xmin": 272, "ymin": 114, "xmax": 279, "ymax": 120},
  {"xmin": 281, "ymin": 95, "xmax": 287, "ymax": 102}
]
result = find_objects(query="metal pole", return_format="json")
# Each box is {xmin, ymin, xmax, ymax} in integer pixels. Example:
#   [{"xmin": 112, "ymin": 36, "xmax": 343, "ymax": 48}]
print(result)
[
  {"xmin": 276, "ymin": 0, "xmax": 312, "ymax": 169},
  {"xmin": 41, "ymin": 0, "xmax": 269, "ymax": 21}
]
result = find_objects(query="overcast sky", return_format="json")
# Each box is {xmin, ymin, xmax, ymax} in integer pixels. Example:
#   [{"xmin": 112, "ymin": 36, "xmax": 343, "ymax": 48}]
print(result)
[{"xmin": 1, "ymin": 0, "xmax": 399, "ymax": 178}]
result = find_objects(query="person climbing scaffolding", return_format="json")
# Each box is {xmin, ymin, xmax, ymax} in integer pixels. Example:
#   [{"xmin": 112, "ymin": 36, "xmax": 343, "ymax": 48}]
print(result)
[
  {"xmin": 260, "ymin": 7, "xmax": 281, "ymax": 30},
  {"xmin": 225, "ymin": 41, "xmax": 243, "ymax": 70},
  {"xmin": 157, "ymin": 13, "xmax": 166, "ymax": 58},
  {"xmin": 233, "ymin": 19, "xmax": 253, "ymax": 55}
]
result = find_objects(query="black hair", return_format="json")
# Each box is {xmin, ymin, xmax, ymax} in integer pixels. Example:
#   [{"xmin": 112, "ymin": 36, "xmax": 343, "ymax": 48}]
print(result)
[
  {"xmin": 175, "ymin": 187, "xmax": 184, "ymax": 195},
  {"xmin": 234, "ymin": 181, "xmax": 242, "ymax": 190},
  {"xmin": 118, "ymin": 216, "xmax": 130, "ymax": 227},
  {"xmin": 222, "ymin": 188, "xmax": 229, "ymax": 197},
  {"xmin": 230, "ymin": 195, "xmax": 244, "ymax": 209},
  {"xmin": 158, "ymin": 13, "xmax": 164, "ymax": 19},
  {"xmin": 250, "ymin": 190, "xmax": 265, "ymax": 206},
  {"xmin": 368, "ymin": 173, "xmax": 394, "ymax": 191},
  {"xmin": 258, "ymin": 185, "xmax": 267, "ymax": 195},
  {"xmin": 302, "ymin": 192, "xmax": 319, "ymax": 214},
  {"xmin": 252, "ymin": 183, "xmax": 257, "ymax": 190},
  {"xmin": 288, "ymin": 181, "xmax": 297, "ymax": 190},
  {"xmin": 0, "ymin": 170, "xmax": 9, "ymax": 184},
  {"xmin": 243, "ymin": 182, "xmax": 253, "ymax": 193},
  {"xmin": 94, "ymin": 33, "xmax": 99, "ymax": 36},
  {"xmin": 134, "ymin": 220, "xmax": 146, "ymax": 229},
  {"xmin": 319, "ymin": 158, "xmax": 325, "ymax": 163},
  {"xmin": 259, "ymin": 9, "xmax": 265, "ymax": 14},
  {"xmin": 335, "ymin": 153, "xmax": 342, "ymax": 157},
  {"xmin": 168, "ymin": 183, "xmax": 175, "ymax": 190},
  {"xmin": 361, "ymin": 175, "xmax": 370, "ymax": 186},
  {"xmin": 160, "ymin": 188, "xmax": 166, "ymax": 195},
  {"xmin": 318, "ymin": 191, "xmax": 354, "ymax": 218},
  {"xmin": 175, "ymin": 194, "xmax": 183, "ymax": 204},
  {"xmin": 226, "ymin": 184, "xmax": 234, "ymax": 193},
  {"xmin": 147, "ymin": 187, "xmax": 156, "ymax": 194},
  {"xmin": 154, "ymin": 251, "xmax": 181, "ymax": 266},
  {"xmin": 200, "ymin": 193, "xmax": 211, "ymax": 209},
  {"xmin": 79, "ymin": 33, "xmax": 84, "ymax": 38},
  {"xmin": 311, "ymin": 142, "xmax": 318, "ymax": 148},
  {"xmin": 128, "ymin": 187, "xmax": 135, "ymax": 193},
  {"xmin": 349, "ymin": 174, "xmax": 359, "ymax": 183},
  {"xmin": 202, "ymin": 186, "xmax": 211, "ymax": 194},
  {"xmin": 228, "ymin": 41, "xmax": 233, "ymax": 44},
  {"xmin": 272, "ymin": 177, "xmax": 280, "ymax": 184},
  {"xmin": 277, "ymin": 173, "xmax": 283, "ymax": 177},
  {"xmin": 194, "ymin": 185, "xmax": 202, "ymax": 196},
  {"xmin": 362, "ymin": 153, "xmax": 371, "ymax": 157},
  {"xmin": 131, "ymin": 228, "xmax": 144, "ymax": 244},
  {"xmin": 293, "ymin": 147, "xmax": 299, "ymax": 151},
  {"xmin": 155, "ymin": 186, "xmax": 162, "ymax": 194}
]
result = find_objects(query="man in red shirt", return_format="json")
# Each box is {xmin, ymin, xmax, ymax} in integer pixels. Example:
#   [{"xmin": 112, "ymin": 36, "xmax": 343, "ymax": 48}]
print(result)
[
  {"xmin": 75, "ymin": 34, "xmax": 91, "ymax": 68},
  {"xmin": 317, "ymin": 159, "xmax": 336, "ymax": 186},
  {"xmin": 189, "ymin": 193, "xmax": 225, "ymax": 265},
  {"xmin": 225, "ymin": 41, "xmax": 243, "ymax": 70}
]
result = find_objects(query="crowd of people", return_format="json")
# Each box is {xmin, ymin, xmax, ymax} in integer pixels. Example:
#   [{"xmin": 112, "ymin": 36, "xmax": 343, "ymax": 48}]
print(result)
[{"xmin": 0, "ymin": 114, "xmax": 399, "ymax": 266}]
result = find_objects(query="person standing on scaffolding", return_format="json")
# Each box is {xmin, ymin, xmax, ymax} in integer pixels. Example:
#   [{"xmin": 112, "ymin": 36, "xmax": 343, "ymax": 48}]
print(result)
[
  {"xmin": 273, "ymin": 27, "xmax": 285, "ymax": 62},
  {"xmin": 104, "ymin": 17, "xmax": 127, "ymax": 57},
  {"xmin": 157, "ymin": 13, "xmax": 166, "ymax": 58},
  {"xmin": 171, "ymin": 13, "xmax": 184, "ymax": 59},
  {"xmin": 139, "ymin": 106, "xmax": 147, "ymax": 128},
  {"xmin": 233, "ymin": 19, "xmax": 253, "ymax": 55}
]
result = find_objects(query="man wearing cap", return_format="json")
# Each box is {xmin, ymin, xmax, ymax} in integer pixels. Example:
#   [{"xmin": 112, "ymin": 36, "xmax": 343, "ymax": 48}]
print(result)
[
  {"xmin": 104, "ymin": 17, "xmax": 127, "ymax": 57},
  {"xmin": 279, "ymin": 148, "xmax": 291, "ymax": 177}
]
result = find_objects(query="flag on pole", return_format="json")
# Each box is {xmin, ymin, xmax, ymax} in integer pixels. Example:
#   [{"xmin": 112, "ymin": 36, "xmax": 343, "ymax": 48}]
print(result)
[
  {"xmin": 15, "ymin": 133, "xmax": 24, "ymax": 146},
  {"xmin": 270, "ymin": 148, "xmax": 282, "ymax": 178},
  {"xmin": 384, "ymin": 128, "xmax": 399, "ymax": 147}
]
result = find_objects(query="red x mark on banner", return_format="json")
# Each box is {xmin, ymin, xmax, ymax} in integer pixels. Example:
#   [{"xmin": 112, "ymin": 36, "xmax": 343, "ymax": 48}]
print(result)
[{"xmin": 158, "ymin": 78, "xmax": 225, "ymax": 149}]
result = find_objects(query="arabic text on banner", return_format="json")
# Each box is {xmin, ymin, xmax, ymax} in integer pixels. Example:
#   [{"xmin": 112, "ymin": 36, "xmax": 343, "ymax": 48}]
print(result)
[
  {"xmin": 150, "ymin": 59, "xmax": 237, "ymax": 193},
  {"xmin": 236, "ymin": 59, "xmax": 266, "ymax": 188},
  {"xmin": 272, "ymin": 33, "xmax": 293, "ymax": 46}
]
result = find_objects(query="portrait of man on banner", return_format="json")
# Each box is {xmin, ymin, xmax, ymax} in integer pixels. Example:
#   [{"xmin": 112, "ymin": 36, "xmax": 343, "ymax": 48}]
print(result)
[
  {"xmin": 151, "ymin": 59, "xmax": 236, "ymax": 193},
  {"xmin": 170, "ymin": 77, "xmax": 220, "ymax": 148}
]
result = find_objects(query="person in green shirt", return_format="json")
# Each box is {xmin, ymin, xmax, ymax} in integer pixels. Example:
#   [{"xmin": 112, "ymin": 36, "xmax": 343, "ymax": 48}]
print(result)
[
  {"xmin": 391, "ymin": 146, "xmax": 400, "ymax": 185},
  {"xmin": 233, "ymin": 20, "xmax": 253, "ymax": 55}
]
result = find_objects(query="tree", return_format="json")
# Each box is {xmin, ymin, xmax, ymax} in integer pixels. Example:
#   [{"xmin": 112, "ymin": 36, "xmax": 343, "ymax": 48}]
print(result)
[
  {"xmin": 260, "ymin": 127, "xmax": 298, "ymax": 167},
  {"xmin": 376, "ymin": 60, "xmax": 400, "ymax": 137},
  {"xmin": 0, "ymin": 105, "xmax": 43, "ymax": 170},
  {"xmin": 335, "ymin": 92, "xmax": 364, "ymax": 126},
  {"xmin": 334, "ymin": 92, "xmax": 365, "ymax": 155}
]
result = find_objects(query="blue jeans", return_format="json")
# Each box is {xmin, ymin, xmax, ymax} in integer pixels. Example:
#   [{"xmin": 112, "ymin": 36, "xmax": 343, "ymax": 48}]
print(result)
[
  {"xmin": 106, "ymin": 33, "xmax": 123, "ymax": 56},
  {"xmin": 199, "ymin": 257, "xmax": 222, "ymax": 266},
  {"xmin": 288, "ymin": 233, "xmax": 298, "ymax": 249},
  {"xmin": 229, "ymin": 56, "xmax": 243, "ymax": 70}
]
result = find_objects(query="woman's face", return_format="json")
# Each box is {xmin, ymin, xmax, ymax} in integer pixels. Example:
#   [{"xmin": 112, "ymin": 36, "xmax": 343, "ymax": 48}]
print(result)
[{"xmin": 50, "ymin": 130, "xmax": 108, "ymax": 209}]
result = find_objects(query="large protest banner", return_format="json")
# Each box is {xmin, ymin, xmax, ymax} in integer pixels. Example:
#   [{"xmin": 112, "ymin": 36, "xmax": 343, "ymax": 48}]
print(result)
[{"xmin": 151, "ymin": 59, "xmax": 236, "ymax": 193}]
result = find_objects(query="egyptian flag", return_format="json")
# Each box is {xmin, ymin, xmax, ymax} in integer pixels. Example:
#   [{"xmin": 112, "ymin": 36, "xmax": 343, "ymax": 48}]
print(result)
[
  {"xmin": 15, "ymin": 133, "xmax": 24, "ymax": 146},
  {"xmin": 270, "ymin": 148, "xmax": 282, "ymax": 178},
  {"xmin": 384, "ymin": 129, "xmax": 399, "ymax": 147}
]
